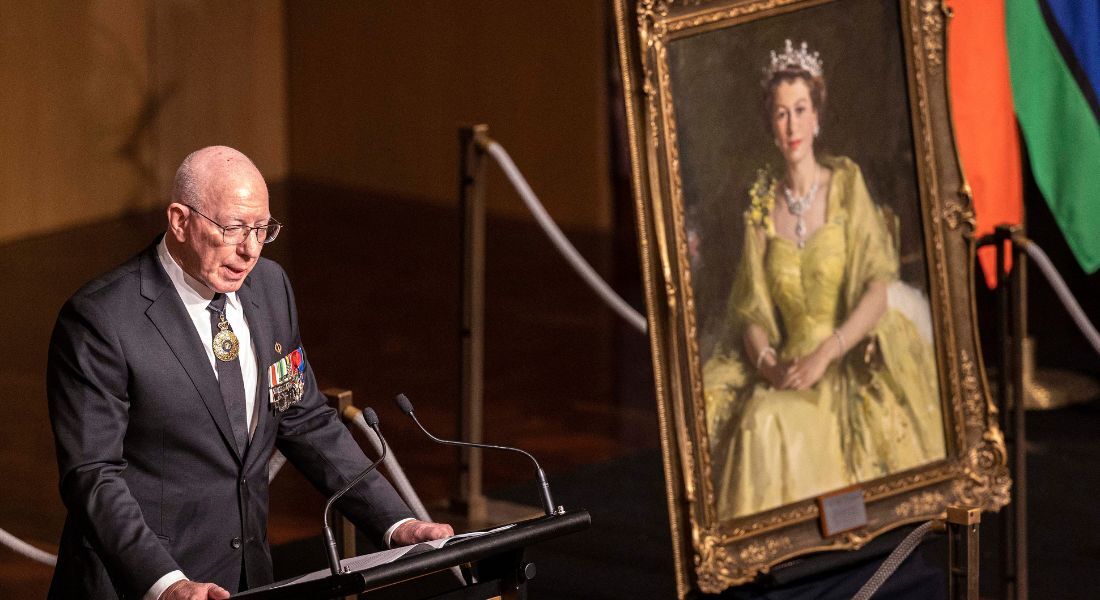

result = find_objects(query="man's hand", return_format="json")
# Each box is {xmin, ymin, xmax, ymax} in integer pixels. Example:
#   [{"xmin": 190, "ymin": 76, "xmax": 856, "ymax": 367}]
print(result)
[
  {"xmin": 160, "ymin": 580, "xmax": 230, "ymax": 600},
  {"xmin": 390, "ymin": 519, "xmax": 455, "ymax": 546}
]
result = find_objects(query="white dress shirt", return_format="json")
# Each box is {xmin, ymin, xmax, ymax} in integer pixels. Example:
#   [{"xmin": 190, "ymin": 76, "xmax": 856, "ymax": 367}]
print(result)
[{"xmin": 156, "ymin": 238, "xmax": 259, "ymax": 432}]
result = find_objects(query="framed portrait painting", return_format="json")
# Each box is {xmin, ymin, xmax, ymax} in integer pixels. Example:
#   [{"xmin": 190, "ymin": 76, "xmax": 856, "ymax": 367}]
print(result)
[{"xmin": 612, "ymin": 0, "xmax": 1010, "ymax": 595}]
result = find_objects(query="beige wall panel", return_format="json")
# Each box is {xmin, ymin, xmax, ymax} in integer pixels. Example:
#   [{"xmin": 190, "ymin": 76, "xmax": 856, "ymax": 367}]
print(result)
[
  {"xmin": 286, "ymin": 2, "xmax": 611, "ymax": 231},
  {"xmin": 149, "ymin": 1, "xmax": 288, "ymax": 188},
  {"xmin": 0, "ymin": 1, "xmax": 153, "ymax": 243},
  {"xmin": 0, "ymin": 1, "xmax": 288, "ymax": 244}
]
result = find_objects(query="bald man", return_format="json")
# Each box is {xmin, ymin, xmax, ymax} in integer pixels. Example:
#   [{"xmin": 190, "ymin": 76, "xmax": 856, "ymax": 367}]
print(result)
[{"xmin": 47, "ymin": 146, "xmax": 451, "ymax": 599}]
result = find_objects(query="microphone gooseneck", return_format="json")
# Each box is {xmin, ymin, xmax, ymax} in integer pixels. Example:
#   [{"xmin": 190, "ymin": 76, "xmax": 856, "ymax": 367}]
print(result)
[
  {"xmin": 394, "ymin": 393, "xmax": 559, "ymax": 516},
  {"xmin": 323, "ymin": 407, "xmax": 386, "ymax": 576}
]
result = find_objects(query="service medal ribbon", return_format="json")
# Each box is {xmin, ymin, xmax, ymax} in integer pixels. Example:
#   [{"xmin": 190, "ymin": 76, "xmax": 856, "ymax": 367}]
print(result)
[{"xmin": 268, "ymin": 347, "xmax": 306, "ymax": 412}]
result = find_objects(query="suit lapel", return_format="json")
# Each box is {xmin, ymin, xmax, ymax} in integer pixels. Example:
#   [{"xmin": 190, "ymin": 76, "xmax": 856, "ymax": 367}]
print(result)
[
  {"xmin": 140, "ymin": 245, "xmax": 243, "ymax": 465},
  {"xmin": 238, "ymin": 277, "xmax": 277, "ymax": 470}
]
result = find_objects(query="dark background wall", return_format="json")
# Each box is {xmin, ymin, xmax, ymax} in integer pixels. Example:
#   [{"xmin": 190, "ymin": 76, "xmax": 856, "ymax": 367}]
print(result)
[
  {"xmin": 0, "ymin": 2, "xmax": 1096, "ymax": 598},
  {"xmin": 284, "ymin": 2, "xmax": 613, "ymax": 230},
  {"xmin": 0, "ymin": 1, "xmax": 612, "ymax": 243},
  {"xmin": 0, "ymin": 2, "xmax": 633, "ymax": 596}
]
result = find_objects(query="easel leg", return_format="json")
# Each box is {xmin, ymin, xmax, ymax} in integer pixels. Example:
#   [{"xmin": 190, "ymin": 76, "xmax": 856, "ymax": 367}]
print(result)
[
  {"xmin": 993, "ymin": 224, "xmax": 1029, "ymax": 600},
  {"xmin": 947, "ymin": 506, "xmax": 980, "ymax": 600}
]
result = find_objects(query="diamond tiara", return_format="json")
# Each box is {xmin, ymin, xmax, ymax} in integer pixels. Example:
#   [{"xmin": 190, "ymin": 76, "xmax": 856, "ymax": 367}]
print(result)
[{"xmin": 763, "ymin": 39, "xmax": 823, "ymax": 82}]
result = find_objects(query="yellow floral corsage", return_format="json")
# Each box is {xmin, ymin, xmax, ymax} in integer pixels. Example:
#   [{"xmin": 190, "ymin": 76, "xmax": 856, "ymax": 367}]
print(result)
[{"xmin": 747, "ymin": 168, "xmax": 776, "ymax": 235}]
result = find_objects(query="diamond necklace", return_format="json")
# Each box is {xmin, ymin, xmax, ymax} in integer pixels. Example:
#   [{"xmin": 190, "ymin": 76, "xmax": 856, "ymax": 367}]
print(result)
[{"xmin": 782, "ymin": 166, "xmax": 819, "ymax": 248}]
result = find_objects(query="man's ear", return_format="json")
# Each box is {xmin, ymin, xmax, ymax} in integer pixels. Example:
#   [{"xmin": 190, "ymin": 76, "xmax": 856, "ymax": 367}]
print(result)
[{"xmin": 166, "ymin": 203, "xmax": 189, "ymax": 242}]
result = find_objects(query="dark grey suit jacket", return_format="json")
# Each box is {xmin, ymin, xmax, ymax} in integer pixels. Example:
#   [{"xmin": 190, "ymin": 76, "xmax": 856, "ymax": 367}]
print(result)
[{"xmin": 47, "ymin": 238, "xmax": 413, "ymax": 598}]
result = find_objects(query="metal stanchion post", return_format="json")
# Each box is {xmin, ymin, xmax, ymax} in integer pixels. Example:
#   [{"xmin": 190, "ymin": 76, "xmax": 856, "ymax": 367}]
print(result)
[
  {"xmin": 457, "ymin": 124, "xmax": 490, "ymax": 524},
  {"xmin": 1009, "ymin": 227, "xmax": 1029, "ymax": 600},
  {"xmin": 988, "ymin": 224, "xmax": 1029, "ymax": 600},
  {"xmin": 452, "ymin": 128, "xmax": 560, "ymax": 527},
  {"xmin": 946, "ymin": 506, "xmax": 980, "ymax": 600},
  {"xmin": 993, "ymin": 227, "xmax": 1016, "ymax": 600}
]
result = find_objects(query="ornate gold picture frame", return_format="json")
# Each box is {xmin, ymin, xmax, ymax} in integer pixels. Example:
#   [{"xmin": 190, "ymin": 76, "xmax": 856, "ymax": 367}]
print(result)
[{"xmin": 612, "ymin": 0, "xmax": 1010, "ymax": 595}]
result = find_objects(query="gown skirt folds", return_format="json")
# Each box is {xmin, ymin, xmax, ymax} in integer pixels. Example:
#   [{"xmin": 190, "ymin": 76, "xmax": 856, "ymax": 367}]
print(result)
[{"xmin": 704, "ymin": 156, "xmax": 946, "ymax": 521}]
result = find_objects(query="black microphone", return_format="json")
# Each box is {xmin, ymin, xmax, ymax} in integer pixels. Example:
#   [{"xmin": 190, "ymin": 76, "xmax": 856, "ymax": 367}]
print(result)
[
  {"xmin": 394, "ymin": 393, "xmax": 561, "ymax": 516},
  {"xmin": 322, "ymin": 406, "xmax": 387, "ymax": 576}
]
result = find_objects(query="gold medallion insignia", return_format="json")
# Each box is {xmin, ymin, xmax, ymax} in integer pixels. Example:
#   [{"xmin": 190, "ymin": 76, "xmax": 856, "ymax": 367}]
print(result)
[
  {"xmin": 213, "ymin": 313, "xmax": 240, "ymax": 362},
  {"xmin": 274, "ymin": 341, "xmax": 282, "ymax": 354}
]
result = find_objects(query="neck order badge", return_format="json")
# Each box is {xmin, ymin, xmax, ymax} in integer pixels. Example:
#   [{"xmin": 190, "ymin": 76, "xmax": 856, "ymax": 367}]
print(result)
[
  {"xmin": 212, "ymin": 312, "xmax": 240, "ymax": 362},
  {"xmin": 208, "ymin": 294, "xmax": 241, "ymax": 362}
]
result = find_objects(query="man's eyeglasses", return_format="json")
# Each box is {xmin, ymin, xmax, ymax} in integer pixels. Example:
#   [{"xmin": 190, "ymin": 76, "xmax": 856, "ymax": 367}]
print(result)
[{"xmin": 187, "ymin": 205, "xmax": 282, "ymax": 245}]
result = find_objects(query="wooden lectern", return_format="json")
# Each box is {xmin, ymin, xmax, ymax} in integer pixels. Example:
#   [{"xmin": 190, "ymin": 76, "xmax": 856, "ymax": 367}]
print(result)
[{"xmin": 233, "ymin": 510, "xmax": 590, "ymax": 600}]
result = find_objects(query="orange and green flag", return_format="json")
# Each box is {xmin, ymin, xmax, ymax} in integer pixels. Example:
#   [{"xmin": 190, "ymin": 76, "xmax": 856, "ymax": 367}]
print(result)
[
  {"xmin": 947, "ymin": 0, "xmax": 1024, "ymax": 288},
  {"xmin": 1006, "ymin": 0, "xmax": 1100, "ymax": 274}
]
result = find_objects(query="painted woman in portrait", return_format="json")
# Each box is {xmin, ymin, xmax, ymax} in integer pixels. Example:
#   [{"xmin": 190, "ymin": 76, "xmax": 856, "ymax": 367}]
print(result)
[{"xmin": 703, "ymin": 40, "xmax": 946, "ymax": 520}]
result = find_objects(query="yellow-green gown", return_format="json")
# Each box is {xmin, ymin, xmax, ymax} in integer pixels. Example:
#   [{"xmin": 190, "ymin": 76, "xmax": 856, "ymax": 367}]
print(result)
[{"xmin": 704, "ymin": 156, "xmax": 946, "ymax": 521}]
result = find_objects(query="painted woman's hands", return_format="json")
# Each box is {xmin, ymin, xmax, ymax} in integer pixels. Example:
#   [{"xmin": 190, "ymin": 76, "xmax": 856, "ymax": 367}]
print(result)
[
  {"xmin": 778, "ymin": 341, "xmax": 840, "ymax": 390},
  {"xmin": 756, "ymin": 351, "xmax": 788, "ymax": 389}
]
